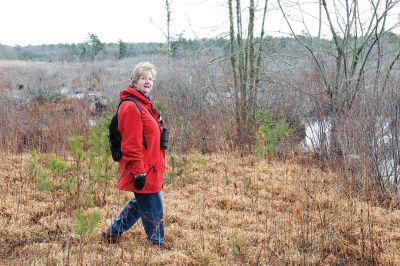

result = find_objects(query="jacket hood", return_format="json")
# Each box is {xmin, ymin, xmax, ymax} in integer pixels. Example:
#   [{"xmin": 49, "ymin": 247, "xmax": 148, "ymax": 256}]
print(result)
[{"xmin": 119, "ymin": 86, "xmax": 150, "ymax": 104}]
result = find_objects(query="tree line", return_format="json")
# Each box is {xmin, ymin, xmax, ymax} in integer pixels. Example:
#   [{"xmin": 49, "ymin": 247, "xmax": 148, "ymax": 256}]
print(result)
[{"xmin": 0, "ymin": 33, "xmax": 329, "ymax": 63}]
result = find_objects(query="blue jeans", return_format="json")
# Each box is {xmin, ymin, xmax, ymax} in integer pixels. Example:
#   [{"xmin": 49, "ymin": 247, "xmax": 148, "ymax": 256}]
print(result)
[{"xmin": 110, "ymin": 192, "xmax": 164, "ymax": 245}]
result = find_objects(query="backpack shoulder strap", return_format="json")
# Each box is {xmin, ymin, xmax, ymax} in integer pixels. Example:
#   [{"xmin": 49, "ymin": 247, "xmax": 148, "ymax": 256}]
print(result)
[
  {"xmin": 117, "ymin": 96, "xmax": 147, "ymax": 149},
  {"xmin": 118, "ymin": 97, "xmax": 142, "ymax": 115}
]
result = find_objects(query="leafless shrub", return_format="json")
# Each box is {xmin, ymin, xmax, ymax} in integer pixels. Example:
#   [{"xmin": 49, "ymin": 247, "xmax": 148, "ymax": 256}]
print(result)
[
  {"xmin": 0, "ymin": 95, "xmax": 90, "ymax": 153},
  {"xmin": 154, "ymin": 55, "xmax": 234, "ymax": 153}
]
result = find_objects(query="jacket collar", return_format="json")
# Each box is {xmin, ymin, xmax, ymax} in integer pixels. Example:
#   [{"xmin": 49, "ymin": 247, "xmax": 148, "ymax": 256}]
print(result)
[{"xmin": 120, "ymin": 86, "xmax": 151, "ymax": 105}]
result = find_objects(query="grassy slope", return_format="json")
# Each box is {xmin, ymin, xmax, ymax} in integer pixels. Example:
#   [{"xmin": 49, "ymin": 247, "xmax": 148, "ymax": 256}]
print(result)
[{"xmin": 1, "ymin": 153, "xmax": 400, "ymax": 265}]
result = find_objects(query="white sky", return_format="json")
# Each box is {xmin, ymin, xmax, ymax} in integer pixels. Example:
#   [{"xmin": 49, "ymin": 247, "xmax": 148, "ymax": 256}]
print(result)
[
  {"xmin": 0, "ymin": 0, "xmax": 230, "ymax": 46},
  {"xmin": 1, "ymin": 0, "xmax": 400, "ymax": 46}
]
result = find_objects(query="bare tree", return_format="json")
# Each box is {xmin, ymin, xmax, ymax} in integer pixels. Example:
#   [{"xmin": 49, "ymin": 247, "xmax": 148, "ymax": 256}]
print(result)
[
  {"xmin": 165, "ymin": 0, "xmax": 172, "ymax": 58},
  {"xmin": 149, "ymin": 0, "xmax": 173, "ymax": 59},
  {"xmin": 228, "ymin": 0, "xmax": 268, "ymax": 149},
  {"xmin": 278, "ymin": 0, "xmax": 400, "ymax": 158}
]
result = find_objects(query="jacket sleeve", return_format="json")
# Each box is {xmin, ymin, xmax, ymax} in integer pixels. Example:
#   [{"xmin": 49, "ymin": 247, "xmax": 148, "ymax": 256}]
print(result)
[{"xmin": 118, "ymin": 101, "xmax": 145, "ymax": 174}]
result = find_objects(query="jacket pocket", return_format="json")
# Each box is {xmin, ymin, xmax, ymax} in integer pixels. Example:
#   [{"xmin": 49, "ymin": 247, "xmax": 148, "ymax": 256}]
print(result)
[{"xmin": 145, "ymin": 164, "xmax": 156, "ymax": 177}]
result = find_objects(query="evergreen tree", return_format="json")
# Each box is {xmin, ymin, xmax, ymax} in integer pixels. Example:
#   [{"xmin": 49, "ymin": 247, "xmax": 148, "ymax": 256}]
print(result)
[
  {"xmin": 78, "ymin": 43, "xmax": 88, "ymax": 61},
  {"xmin": 87, "ymin": 33, "xmax": 105, "ymax": 60},
  {"xmin": 118, "ymin": 39, "xmax": 127, "ymax": 60}
]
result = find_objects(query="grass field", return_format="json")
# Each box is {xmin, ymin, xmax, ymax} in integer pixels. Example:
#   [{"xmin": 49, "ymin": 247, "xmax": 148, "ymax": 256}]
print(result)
[
  {"xmin": 0, "ymin": 59, "xmax": 48, "ymax": 67},
  {"xmin": 1, "ymin": 152, "xmax": 400, "ymax": 265}
]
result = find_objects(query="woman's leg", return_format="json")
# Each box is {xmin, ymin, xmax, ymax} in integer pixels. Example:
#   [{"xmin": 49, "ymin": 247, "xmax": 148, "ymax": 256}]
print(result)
[
  {"xmin": 110, "ymin": 197, "xmax": 142, "ymax": 235},
  {"xmin": 134, "ymin": 192, "xmax": 164, "ymax": 245}
]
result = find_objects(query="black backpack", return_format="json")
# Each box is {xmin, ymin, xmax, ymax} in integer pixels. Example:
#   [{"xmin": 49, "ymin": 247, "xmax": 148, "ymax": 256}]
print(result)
[{"xmin": 109, "ymin": 97, "xmax": 143, "ymax": 162}]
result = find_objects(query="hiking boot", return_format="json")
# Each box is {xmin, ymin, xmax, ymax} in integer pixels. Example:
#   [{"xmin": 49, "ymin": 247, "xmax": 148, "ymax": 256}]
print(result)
[
  {"xmin": 101, "ymin": 228, "xmax": 120, "ymax": 244},
  {"xmin": 149, "ymin": 240, "xmax": 172, "ymax": 250}
]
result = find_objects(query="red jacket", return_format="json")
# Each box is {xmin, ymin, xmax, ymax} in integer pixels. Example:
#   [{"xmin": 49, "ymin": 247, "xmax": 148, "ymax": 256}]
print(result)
[{"xmin": 117, "ymin": 86, "xmax": 165, "ymax": 193}]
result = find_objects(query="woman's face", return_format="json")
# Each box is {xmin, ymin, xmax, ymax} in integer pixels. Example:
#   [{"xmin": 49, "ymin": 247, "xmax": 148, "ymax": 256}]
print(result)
[{"xmin": 134, "ymin": 72, "xmax": 154, "ymax": 96}]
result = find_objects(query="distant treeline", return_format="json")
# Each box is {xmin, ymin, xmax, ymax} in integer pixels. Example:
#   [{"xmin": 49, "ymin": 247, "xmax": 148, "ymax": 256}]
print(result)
[
  {"xmin": 2, "ymin": 32, "xmax": 400, "ymax": 63},
  {"xmin": 0, "ymin": 40, "xmax": 164, "ymax": 62},
  {"xmin": 0, "ymin": 34, "xmax": 318, "ymax": 62}
]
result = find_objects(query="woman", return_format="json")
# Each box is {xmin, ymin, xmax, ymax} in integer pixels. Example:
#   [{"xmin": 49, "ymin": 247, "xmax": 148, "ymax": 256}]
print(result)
[{"xmin": 102, "ymin": 62, "xmax": 166, "ymax": 246}]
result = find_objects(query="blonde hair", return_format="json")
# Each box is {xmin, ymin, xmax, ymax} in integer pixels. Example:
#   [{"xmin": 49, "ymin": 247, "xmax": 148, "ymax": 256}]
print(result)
[{"xmin": 130, "ymin": 62, "xmax": 157, "ymax": 86}]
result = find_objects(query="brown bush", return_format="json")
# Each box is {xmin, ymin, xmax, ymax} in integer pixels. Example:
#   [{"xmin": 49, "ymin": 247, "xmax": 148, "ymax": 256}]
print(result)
[{"xmin": 0, "ymin": 98, "xmax": 90, "ymax": 153}]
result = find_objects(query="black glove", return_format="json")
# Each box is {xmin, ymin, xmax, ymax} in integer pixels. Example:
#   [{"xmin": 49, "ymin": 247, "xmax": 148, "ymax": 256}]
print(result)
[{"xmin": 134, "ymin": 173, "xmax": 146, "ymax": 190}]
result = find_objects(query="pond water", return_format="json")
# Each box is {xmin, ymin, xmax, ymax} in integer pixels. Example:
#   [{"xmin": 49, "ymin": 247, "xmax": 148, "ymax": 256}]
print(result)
[{"xmin": 302, "ymin": 118, "xmax": 399, "ymax": 184}]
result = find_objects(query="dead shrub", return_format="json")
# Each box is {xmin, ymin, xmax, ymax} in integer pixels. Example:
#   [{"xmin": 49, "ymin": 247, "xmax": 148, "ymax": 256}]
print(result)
[{"xmin": 0, "ymin": 97, "xmax": 90, "ymax": 153}]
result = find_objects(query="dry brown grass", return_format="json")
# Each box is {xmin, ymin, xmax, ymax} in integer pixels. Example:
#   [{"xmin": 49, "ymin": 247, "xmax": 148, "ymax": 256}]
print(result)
[
  {"xmin": 0, "ymin": 60, "xmax": 48, "ymax": 67},
  {"xmin": 1, "ymin": 152, "xmax": 400, "ymax": 265}
]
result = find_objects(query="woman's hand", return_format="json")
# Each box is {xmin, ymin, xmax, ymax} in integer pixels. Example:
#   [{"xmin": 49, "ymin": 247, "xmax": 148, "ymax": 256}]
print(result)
[{"xmin": 133, "ymin": 173, "xmax": 146, "ymax": 190}]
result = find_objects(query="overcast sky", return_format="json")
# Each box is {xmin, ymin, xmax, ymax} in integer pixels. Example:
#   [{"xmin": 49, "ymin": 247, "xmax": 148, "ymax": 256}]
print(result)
[
  {"xmin": 0, "ymin": 0, "xmax": 230, "ymax": 46},
  {"xmin": 0, "ymin": 0, "xmax": 303, "ymax": 46},
  {"xmin": 1, "ymin": 0, "xmax": 400, "ymax": 46}
]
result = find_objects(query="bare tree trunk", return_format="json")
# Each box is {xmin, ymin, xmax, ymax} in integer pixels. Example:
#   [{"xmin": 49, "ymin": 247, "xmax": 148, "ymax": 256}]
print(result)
[
  {"xmin": 228, "ymin": 0, "xmax": 242, "ymax": 146},
  {"xmin": 166, "ymin": 0, "xmax": 172, "ymax": 58},
  {"xmin": 228, "ymin": 0, "xmax": 269, "ymax": 150}
]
